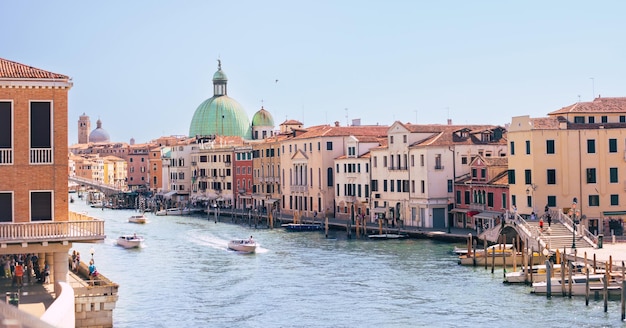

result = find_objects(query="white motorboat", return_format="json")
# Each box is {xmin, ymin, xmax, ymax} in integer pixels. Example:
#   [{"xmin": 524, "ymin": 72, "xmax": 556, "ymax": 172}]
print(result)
[
  {"xmin": 532, "ymin": 273, "xmax": 622, "ymax": 296},
  {"xmin": 228, "ymin": 239, "xmax": 258, "ymax": 253},
  {"xmin": 368, "ymin": 233, "xmax": 408, "ymax": 240},
  {"xmin": 128, "ymin": 214, "xmax": 148, "ymax": 224},
  {"xmin": 117, "ymin": 234, "xmax": 145, "ymax": 249},
  {"xmin": 505, "ymin": 262, "xmax": 588, "ymax": 284},
  {"xmin": 155, "ymin": 208, "xmax": 190, "ymax": 216}
]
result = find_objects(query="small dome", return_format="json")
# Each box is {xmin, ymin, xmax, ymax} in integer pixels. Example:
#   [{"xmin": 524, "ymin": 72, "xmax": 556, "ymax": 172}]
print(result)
[
  {"xmin": 213, "ymin": 69, "xmax": 227, "ymax": 82},
  {"xmin": 251, "ymin": 107, "xmax": 274, "ymax": 127},
  {"xmin": 89, "ymin": 119, "xmax": 110, "ymax": 143}
]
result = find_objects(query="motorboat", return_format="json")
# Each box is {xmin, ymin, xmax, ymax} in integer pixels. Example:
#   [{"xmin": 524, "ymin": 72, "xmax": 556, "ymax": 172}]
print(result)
[
  {"xmin": 117, "ymin": 234, "xmax": 144, "ymax": 249},
  {"xmin": 128, "ymin": 214, "xmax": 148, "ymax": 224},
  {"xmin": 155, "ymin": 208, "xmax": 190, "ymax": 216},
  {"xmin": 368, "ymin": 233, "xmax": 408, "ymax": 240},
  {"xmin": 504, "ymin": 262, "xmax": 589, "ymax": 284},
  {"xmin": 228, "ymin": 239, "xmax": 257, "ymax": 253},
  {"xmin": 532, "ymin": 273, "xmax": 622, "ymax": 296},
  {"xmin": 282, "ymin": 223, "xmax": 323, "ymax": 231},
  {"xmin": 458, "ymin": 244, "xmax": 542, "ymax": 266}
]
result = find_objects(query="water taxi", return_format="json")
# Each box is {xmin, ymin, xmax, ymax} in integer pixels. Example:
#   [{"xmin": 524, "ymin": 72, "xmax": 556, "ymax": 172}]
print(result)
[
  {"xmin": 117, "ymin": 234, "xmax": 145, "ymax": 249},
  {"xmin": 228, "ymin": 238, "xmax": 257, "ymax": 253}
]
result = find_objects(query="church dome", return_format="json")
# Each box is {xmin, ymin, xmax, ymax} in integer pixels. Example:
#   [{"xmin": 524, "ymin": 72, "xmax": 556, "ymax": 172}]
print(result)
[
  {"xmin": 89, "ymin": 119, "xmax": 110, "ymax": 143},
  {"xmin": 251, "ymin": 107, "xmax": 275, "ymax": 127},
  {"xmin": 188, "ymin": 61, "xmax": 251, "ymax": 139}
]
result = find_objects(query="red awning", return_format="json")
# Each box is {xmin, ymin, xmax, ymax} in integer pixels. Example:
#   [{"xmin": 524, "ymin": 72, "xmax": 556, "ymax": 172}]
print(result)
[{"xmin": 467, "ymin": 211, "xmax": 480, "ymax": 217}]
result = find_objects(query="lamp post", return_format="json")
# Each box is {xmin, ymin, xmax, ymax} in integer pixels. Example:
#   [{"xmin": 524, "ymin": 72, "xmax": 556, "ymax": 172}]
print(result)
[
  {"xmin": 569, "ymin": 198, "xmax": 579, "ymax": 249},
  {"xmin": 90, "ymin": 247, "xmax": 95, "ymax": 261}
]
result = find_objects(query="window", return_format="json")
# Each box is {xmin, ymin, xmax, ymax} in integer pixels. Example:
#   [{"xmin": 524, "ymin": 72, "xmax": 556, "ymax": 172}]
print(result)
[
  {"xmin": 588, "ymin": 195, "xmax": 599, "ymax": 207},
  {"xmin": 586, "ymin": 168, "xmax": 596, "ymax": 183},
  {"xmin": 609, "ymin": 139, "xmax": 617, "ymax": 153},
  {"xmin": 502, "ymin": 193, "xmax": 507, "ymax": 209},
  {"xmin": 511, "ymin": 195, "xmax": 517, "ymax": 207},
  {"xmin": 481, "ymin": 168, "xmax": 486, "ymax": 179},
  {"xmin": 510, "ymin": 141, "xmax": 515, "ymax": 155},
  {"xmin": 587, "ymin": 139, "xmax": 596, "ymax": 153},
  {"xmin": 403, "ymin": 135, "xmax": 407, "ymax": 143},
  {"xmin": 524, "ymin": 169, "xmax": 532, "ymax": 185},
  {"xmin": 621, "ymin": 116, "xmax": 626, "ymax": 123},
  {"xmin": 326, "ymin": 142, "xmax": 333, "ymax": 150},
  {"xmin": 456, "ymin": 190, "xmax": 461, "ymax": 204},
  {"xmin": 508, "ymin": 170, "xmax": 515, "ymax": 184},
  {"xmin": 547, "ymin": 195, "xmax": 556, "ymax": 207},
  {"xmin": 435, "ymin": 154, "xmax": 442, "ymax": 169},
  {"xmin": 0, "ymin": 192, "xmax": 12, "ymax": 222},
  {"xmin": 526, "ymin": 195, "xmax": 532, "ymax": 208},
  {"xmin": 464, "ymin": 191, "xmax": 470, "ymax": 204},
  {"xmin": 574, "ymin": 116, "xmax": 585, "ymax": 123},
  {"xmin": 447, "ymin": 180, "xmax": 453, "ymax": 193},
  {"xmin": 461, "ymin": 156, "xmax": 468, "ymax": 164},
  {"xmin": 472, "ymin": 168, "xmax": 477, "ymax": 178},
  {"xmin": 420, "ymin": 180, "xmax": 425, "ymax": 193},
  {"xmin": 383, "ymin": 180, "xmax": 388, "ymax": 192},
  {"xmin": 611, "ymin": 194, "xmax": 619, "ymax": 206},
  {"xmin": 383, "ymin": 156, "xmax": 387, "ymax": 168},
  {"xmin": 30, "ymin": 101, "xmax": 52, "ymax": 164},
  {"xmin": 547, "ymin": 169, "xmax": 556, "ymax": 185},
  {"xmin": 31, "ymin": 191, "xmax": 52, "ymax": 221},
  {"xmin": 327, "ymin": 168, "xmax": 333, "ymax": 186},
  {"xmin": 420, "ymin": 154, "xmax": 424, "ymax": 166},
  {"xmin": 487, "ymin": 193, "xmax": 494, "ymax": 207},
  {"xmin": 610, "ymin": 167, "xmax": 618, "ymax": 183},
  {"xmin": 390, "ymin": 136, "xmax": 394, "ymax": 144},
  {"xmin": 546, "ymin": 140, "xmax": 555, "ymax": 154},
  {"xmin": 588, "ymin": 116, "xmax": 595, "ymax": 124},
  {"xmin": 525, "ymin": 140, "xmax": 530, "ymax": 155},
  {"xmin": 0, "ymin": 102, "xmax": 12, "ymax": 164},
  {"xmin": 602, "ymin": 116, "xmax": 608, "ymax": 123}
]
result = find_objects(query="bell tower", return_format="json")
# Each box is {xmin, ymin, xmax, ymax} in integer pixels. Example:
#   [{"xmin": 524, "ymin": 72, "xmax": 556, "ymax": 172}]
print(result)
[{"xmin": 78, "ymin": 113, "xmax": 90, "ymax": 144}]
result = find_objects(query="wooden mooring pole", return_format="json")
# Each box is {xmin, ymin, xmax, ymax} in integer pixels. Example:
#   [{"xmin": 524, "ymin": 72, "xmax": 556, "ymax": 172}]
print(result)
[
  {"xmin": 621, "ymin": 261, "xmax": 625, "ymax": 321},
  {"xmin": 585, "ymin": 252, "xmax": 589, "ymax": 306},
  {"xmin": 546, "ymin": 260, "xmax": 552, "ymax": 299}
]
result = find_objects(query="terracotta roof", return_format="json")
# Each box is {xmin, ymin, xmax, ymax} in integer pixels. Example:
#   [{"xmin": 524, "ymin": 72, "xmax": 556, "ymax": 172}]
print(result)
[
  {"xmin": 411, "ymin": 125, "xmax": 507, "ymax": 147},
  {"xmin": 483, "ymin": 157, "xmax": 508, "ymax": 166},
  {"xmin": 0, "ymin": 57, "xmax": 69, "ymax": 79},
  {"xmin": 549, "ymin": 97, "xmax": 626, "ymax": 115},
  {"xmin": 281, "ymin": 119, "xmax": 303, "ymax": 125},
  {"xmin": 529, "ymin": 117, "xmax": 560, "ymax": 129},
  {"xmin": 291, "ymin": 125, "xmax": 388, "ymax": 140}
]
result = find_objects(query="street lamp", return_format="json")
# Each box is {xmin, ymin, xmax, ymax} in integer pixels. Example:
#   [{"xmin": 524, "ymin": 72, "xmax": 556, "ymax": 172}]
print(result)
[
  {"xmin": 569, "ymin": 198, "xmax": 580, "ymax": 249},
  {"xmin": 90, "ymin": 247, "xmax": 95, "ymax": 260}
]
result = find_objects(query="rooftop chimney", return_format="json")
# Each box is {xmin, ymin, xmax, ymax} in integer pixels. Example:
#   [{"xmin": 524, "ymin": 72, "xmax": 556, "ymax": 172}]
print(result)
[{"xmin": 334, "ymin": 121, "xmax": 340, "ymax": 127}]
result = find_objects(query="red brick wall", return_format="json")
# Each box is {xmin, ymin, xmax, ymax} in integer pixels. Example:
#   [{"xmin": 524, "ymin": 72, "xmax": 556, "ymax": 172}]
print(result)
[{"xmin": 0, "ymin": 87, "xmax": 69, "ymax": 222}]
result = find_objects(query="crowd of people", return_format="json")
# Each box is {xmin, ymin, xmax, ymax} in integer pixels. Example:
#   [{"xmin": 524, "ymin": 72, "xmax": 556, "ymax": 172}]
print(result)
[{"xmin": 0, "ymin": 254, "xmax": 49, "ymax": 287}]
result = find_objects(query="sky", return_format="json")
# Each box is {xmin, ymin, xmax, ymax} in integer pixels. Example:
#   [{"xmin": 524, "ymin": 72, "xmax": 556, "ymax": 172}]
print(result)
[{"xmin": 3, "ymin": 1, "xmax": 626, "ymax": 144}]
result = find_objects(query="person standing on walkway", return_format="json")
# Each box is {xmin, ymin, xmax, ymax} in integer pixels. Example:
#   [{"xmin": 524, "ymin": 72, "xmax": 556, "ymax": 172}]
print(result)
[
  {"xmin": 546, "ymin": 214, "xmax": 552, "ymax": 227},
  {"xmin": 14, "ymin": 262, "xmax": 23, "ymax": 288},
  {"xmin": 539, "ymin": 217, "xmax": 544, "ymax": 231}
]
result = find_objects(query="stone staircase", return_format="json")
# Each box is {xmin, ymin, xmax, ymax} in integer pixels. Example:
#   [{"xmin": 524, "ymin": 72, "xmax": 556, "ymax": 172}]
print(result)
[{"xmin": 525, "ymin": 221, "xmax": 594, "ymax": 250}]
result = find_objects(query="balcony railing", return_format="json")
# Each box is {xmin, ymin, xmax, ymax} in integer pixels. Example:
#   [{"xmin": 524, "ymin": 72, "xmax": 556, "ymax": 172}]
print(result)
[
  {"xmin": 0, "ymin": 212, "xmax": 105, "ymax": 243},
  {"xmin": 290, "ymin": 185, "xmax": 308, "ymax": 193},
  {"xmin": 0, "ymin": 148, "xmax": 12, "ymax": 164},
  {"xmin": 30, "ymin": 148, "xmax": 53, "ymax": 164}
]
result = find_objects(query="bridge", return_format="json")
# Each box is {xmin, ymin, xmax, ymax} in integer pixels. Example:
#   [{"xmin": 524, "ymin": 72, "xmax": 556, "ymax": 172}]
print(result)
[
  {"xmin": 69, "ymin": 176, "xmax": 126, "ymax": 197},
  {"xmin": 479, "ymin": 209, "xmax": 598, "ymax": 253}
]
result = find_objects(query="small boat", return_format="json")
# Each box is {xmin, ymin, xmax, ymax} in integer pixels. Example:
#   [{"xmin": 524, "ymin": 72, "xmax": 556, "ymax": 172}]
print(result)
[
  {"xmin": 458, "ymin": 244, "xmax": 542, "ymax": 266},
  {"xmin": 282, "ymin": 223, "xmax": 323, "ymax": 231},
  {"xmin": 532, "ymin": 273, "xmax": 622, "ymax": 296},
  {"xmin": 228, "ymin": 238, "xmax": 257, "ymax": 253},
  {"xmin": 368, "ymin": 233, "xmax": 408, "ymax": 240},
  {"xmin": 504, "ymin": 262, "xmax": 589, "ymax": 284},
  {"xmin": 128, "ymin": 214, "xmax": 148, "ymax": 224},
  {"xmin": 117, "ymin": 234, "xmax": 144, "ymax": 249},
  {"xmin": 155, "ymin": 208, "xmax": 191, "ymax": 216}
]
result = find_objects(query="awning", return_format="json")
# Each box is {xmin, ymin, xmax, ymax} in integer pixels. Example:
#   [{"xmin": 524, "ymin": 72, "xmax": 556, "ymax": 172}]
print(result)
[
  {"xmin": 467, "ymin": 211, "xmax": 480, "ymax": 217},
  {"xmin": 603, "ymin": 211, "xmax": 626, "ymax": 216},
  {"xmin": 164, "ymin": 190, "xmax": 177, "ymax": 199},
  {"xmin": 473, "ymin": 211, "xmax": 502, "ymax": 220}
]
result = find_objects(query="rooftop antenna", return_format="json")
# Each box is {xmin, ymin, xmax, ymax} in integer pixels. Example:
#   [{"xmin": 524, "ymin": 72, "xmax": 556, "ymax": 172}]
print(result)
[
  {"xmin": 578, "ymin": 95, "xmax": 581, "ymax": 102},
  {"xmin": 345, "ymin": 108, "xmax": 348, "ymax": 126},
  {"xmin": 590, "ymin": 77, "xmax": 595, "ymax": 100}
]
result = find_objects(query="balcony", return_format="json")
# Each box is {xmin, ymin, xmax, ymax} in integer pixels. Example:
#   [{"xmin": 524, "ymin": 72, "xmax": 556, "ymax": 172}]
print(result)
[
  {"xmin": 290, "ymin": 185, "xmax": 308, "ymax": 193},
  {"xmin": 30, "ymin": 148, "xmax": 53, "ymax": 164},
  {"xmin": 0, "ymin": 148, "xmax": 12, "ymax": 164},
  {"xmin": 0, "ymin": 212, "xmax": 105, "ymax": 244}
]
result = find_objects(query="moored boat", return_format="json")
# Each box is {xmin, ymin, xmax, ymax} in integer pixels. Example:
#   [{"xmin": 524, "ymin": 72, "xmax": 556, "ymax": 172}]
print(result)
[
  {"xmin": 117, "ymin": 234, "xmax": 144, "ymax": 249},
  {"xmin": 458, "ymin": 244, "xmax": 542, "ymax": 266},
  {"xmin": 228, "ymin": 238, "xmax": 257, "ymax": 253},
  {"xmin": 155, "ymin": 208, "xmax": 191, "ymax": 216},
  {"xmin": 368, "ymin": 233, "xmax": 408, "ymax": 240},
  {"xmin": 504, "ymin": 262, "xmax": 589, "ymax": 284},
  {"xmin": 532, "ymin": 273, "xmax": 622, "ymax": 296},
  {"xmin": 282, "ymin": 223, "xmax": 323, "ymax": 231}
]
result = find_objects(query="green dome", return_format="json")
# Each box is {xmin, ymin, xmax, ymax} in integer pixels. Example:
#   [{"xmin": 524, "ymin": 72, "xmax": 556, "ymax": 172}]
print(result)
[
  {"xmin": 213, "ymin": 69, "xmax": 227, "ymax": 82},
  {"xmin": 251, "ymin": 107, "xmax": 274, "ymax": 127},
  {"xmin": 188, "ymin": 96, "xmax": 251, "ymax": 139}
]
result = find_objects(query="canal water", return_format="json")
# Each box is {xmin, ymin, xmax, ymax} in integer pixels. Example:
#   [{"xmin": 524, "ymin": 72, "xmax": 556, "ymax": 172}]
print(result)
[{"xmin": 69, "ymin": 201, "xmax": 626, "ymax": 327}]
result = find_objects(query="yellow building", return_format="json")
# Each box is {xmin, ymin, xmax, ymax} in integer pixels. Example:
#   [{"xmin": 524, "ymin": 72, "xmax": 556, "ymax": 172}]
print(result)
[{"xmin": 508, "ymin": 97, "xmax": 626, "ymax": 236}]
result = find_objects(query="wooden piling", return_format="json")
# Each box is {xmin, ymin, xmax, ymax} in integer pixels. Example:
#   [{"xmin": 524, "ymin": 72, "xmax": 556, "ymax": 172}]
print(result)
[
  {"xmin": 604, "ymin": 268, "xmax": 609, "ymax": 312},
  {"xmin": 491, "ymin": 238, "xmax": 495, "ymax": 273},
  {"xmin": 585, "ymin": 252, "xmax": 589, "ymax": 306},
  {"xmin": 621, "ymin": 261, "xmax": 625, "ymax": 321},
  {"xmin": 325, "ymin": 215, "xmax": 329, "ymax": 238},
  {"xmin": 473, "ymin": 238, "xmax": 477, "ymax": 267},
  {"xmin": 546, "ymin": 260, "xmax": 552, "ymax": 299},
  {"xmin": 502, "ymin": 235, "xmax": 507, "ymax": 279},
  {"xmin": 529, "ymin": 247, "xmax": 534, "ymax": 284},
  {"xmin": 555, "ymin": 248, "xmax": 560, "ymax": 265},
  {"xmin": 568, "ymin": 260, "xmax": 573, "ymax": 298},
  {"xmin": 593, "ymin": 254, "xmax": 597, "ymax": 274},
  {"xmin": 561, "ymin": 251, "xmax": 566, "ymax": 297},
  {"xmin": 483, "ymin": 238, "xmax": 488, "ymax": 270}
]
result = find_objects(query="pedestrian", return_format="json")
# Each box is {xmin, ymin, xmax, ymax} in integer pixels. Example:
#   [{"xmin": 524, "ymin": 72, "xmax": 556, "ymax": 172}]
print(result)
[
  {"xmin": 530, "ymin": 212, "xmax": 536, "ymax": 221},
  {"xmin": 43, "ymin": 263, "xmax": 50, "ymax": 284},
  {"xmin": 547, "ymin": 214, "xmax": 552, "ymax": 227},
  {"xmin": 14, "ymin": 262, "xmax": 23, "ymax": 288},
  {"xmin": 539, "ymin": 217, "xmax": 544, "ymax": 231},
  {"xmin": 88, "ymin": 260, "xmax": 97, "ymax": 286},
  {"xmin": 71, "ymin": 250, "xmax": 77, "ymax": 271}
]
